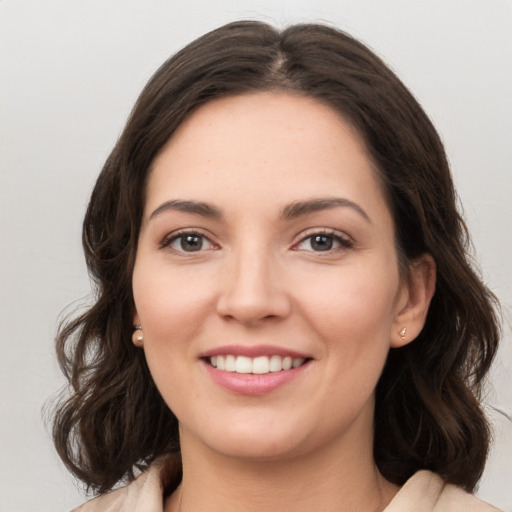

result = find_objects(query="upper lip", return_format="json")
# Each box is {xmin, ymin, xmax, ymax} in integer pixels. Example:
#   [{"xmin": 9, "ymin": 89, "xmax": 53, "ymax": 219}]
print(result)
[{"xmin": 199, "ymin": 344, "xmax": 311, "ymax": 359}]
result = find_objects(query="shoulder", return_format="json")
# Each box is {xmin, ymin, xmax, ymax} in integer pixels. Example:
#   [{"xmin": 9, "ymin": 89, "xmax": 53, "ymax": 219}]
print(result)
[
  {"xmin": 71, "ymin": 456, "xmax": 175, "ymax": 512},
  {"xmin": 385, "ymin": 471, "xmax": 502, "ymax": 512},
  {"xmin": 436, "ymin": 481, "xmax": 502, "ymax": 512}
]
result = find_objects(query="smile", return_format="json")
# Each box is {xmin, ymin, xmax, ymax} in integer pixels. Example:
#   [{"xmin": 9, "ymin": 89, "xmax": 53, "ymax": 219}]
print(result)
[{"xmin": 209, "ymin": 355, "xmax": 306, "ymax": 374}]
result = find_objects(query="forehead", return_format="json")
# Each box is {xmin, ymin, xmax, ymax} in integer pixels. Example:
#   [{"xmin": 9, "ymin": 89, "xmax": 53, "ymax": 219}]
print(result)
[{"xmin": 146, "ymin": 92, "xmax": 390, "ymax": 223}]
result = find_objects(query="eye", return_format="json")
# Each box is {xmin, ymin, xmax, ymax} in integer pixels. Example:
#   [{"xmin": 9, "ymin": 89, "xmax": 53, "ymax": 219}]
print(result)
[
  {"xmin": 295, "ymin": 231, "xmax": 353, "ymax": 252},
  {"xmin": 163, "ymin": 231, "xmax": 214, "ymax": 253}
]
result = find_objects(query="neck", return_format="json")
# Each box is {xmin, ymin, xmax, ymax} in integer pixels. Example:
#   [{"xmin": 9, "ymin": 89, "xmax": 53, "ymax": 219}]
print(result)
[{"xmin": 165, "ymin": 417, "xmax": 398, "ymax": 512}]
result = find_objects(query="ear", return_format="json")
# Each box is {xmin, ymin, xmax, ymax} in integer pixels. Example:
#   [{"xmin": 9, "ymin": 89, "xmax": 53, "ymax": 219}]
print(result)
[
  {"xmin": 132, "ymin": 311, "xmax": 144, "ymax": 347},
  {"xmin": 390, "ymin": 254, "xmax": 436, "ymax": 348}
]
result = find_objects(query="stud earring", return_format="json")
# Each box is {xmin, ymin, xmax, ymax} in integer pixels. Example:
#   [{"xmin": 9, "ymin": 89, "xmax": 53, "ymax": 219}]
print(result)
[
  {"xmin": 399, "ymin": 327, "xmax": 407, "ymax": 341},
  {"xmin": 132, "ymin": 325, "xmax": 144, "ymax": 345}
]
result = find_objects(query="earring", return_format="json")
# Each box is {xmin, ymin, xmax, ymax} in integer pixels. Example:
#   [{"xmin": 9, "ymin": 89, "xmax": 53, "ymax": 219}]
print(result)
[
  {"xmin": 399, "ymin": 327, "xmax": 407, "ymax": 341},
  {"xmin": 132, "ymin": 325, "xmax": 143, "ymax": 345}
]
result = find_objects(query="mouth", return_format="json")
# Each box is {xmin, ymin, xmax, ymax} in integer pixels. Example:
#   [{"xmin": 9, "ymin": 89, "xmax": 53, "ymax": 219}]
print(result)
[
  {"xmin": 200, "ymin": 346, "xmax": 312, "ymax": 395},
  {"xmin": 205, "ymin": 354, "xmax": 309, "ymax": 375}
]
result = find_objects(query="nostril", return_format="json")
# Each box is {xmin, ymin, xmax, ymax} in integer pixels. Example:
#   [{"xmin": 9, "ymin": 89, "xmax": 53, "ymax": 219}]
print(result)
[{"xmin": 216, "ymin": 291, "xmax": 292, "ymax": 325}]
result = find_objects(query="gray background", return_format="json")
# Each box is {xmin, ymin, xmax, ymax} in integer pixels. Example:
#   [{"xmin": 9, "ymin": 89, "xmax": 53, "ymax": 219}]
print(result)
[{"xmin": 1, "ymin": 1, "xmax": 511, "ymax": 510}]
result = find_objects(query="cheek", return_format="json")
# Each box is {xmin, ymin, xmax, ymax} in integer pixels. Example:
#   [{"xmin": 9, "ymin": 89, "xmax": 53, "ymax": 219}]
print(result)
[
  {"xmin": 294, "ymin": 260, "xmax": 400, "ymax": 357},
  {"xmin": 132, "ymin": 300, "xmax": 204, "ymax": 416},
  {"xmin": 133, "ymin": 261, "xmax": 215, "ymax": 339},
  {"xmin": 132, "ymin": 262, "xmax": 215, "ymax": 406}
]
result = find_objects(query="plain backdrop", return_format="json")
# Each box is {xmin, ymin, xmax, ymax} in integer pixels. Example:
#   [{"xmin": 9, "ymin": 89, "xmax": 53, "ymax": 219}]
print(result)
[{"xmin": 0, "ymin": 1, "xmax": 511, "ymax": 510}]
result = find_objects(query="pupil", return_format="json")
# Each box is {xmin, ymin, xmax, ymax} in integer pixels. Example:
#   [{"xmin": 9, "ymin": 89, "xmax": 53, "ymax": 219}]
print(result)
[
  {"xmin": 312, "ymin": 235, "xmax": 333, "ymax": 251},
  {"xmin": 181, "ymin": 235, "xmax": 202, "ymax": 251}
]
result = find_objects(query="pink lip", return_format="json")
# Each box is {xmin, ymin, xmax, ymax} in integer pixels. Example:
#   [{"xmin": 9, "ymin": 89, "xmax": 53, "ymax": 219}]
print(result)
[
  {"xmin": 199, "ymin": 344, "xmax": 310, "ymax": 359},
  {"xmin": 201, "ymin": 360, "xmax": 310, "ymax": 396}
]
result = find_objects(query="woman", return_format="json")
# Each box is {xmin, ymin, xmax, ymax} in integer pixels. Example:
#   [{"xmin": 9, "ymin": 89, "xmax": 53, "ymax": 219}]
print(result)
[{"xmin": 54, "ymin": 21, "xmax": 502, "ymax": 511}]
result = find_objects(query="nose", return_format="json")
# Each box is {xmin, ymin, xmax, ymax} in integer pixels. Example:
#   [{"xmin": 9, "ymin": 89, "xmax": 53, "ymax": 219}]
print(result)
[{"xmin": 216, "ymin": 247, "xmax": 291, "ymax": 326}]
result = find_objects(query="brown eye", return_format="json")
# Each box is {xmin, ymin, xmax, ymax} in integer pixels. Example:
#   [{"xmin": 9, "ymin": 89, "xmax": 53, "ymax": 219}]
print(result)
[
  {"xmin": 180, "ymin": 234, "xmax": 203, "ymax": 252},
  {"xmin": 165, "ymin": 232, "xmax": 214, "ymax": 253},
  {"xmin": 295, "ymin": 231, "xmax": 353, "ymax": 253},
  {"xmin": 310, "ymin": 234, "xmax": 333, "ymax": 251}
]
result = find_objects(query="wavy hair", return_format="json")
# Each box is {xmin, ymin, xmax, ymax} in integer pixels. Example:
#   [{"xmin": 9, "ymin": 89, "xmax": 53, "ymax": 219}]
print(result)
[{"xmin": 52, "ymin": 20, "xmax": 500, "ymax": 494}]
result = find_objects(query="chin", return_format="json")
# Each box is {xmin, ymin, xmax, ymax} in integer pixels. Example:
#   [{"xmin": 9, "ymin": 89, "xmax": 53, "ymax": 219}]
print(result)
[
  {"xmin": 184, "ymin": 419, "xmax": 311, "ymax": 461},
  {"xmin": 211, "ymin": 437, "xmax": 305, "ymax": 462}
]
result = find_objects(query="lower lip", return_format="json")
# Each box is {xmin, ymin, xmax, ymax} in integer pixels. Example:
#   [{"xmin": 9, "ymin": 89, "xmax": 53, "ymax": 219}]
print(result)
[{"xmin": 201, "ymin": 360, "xmax": 310, "ymax": 396}]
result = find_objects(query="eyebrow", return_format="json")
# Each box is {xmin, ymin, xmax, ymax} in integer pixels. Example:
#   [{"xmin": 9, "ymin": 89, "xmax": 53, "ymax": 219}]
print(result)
[
  {"xmin": 149, "ymin": 200, "xmax": 222, "ymax": 220},
  {"xmin": 280, "ymin": 197, "xmax": 371, "ymax": 222},
  {"xmin": 148, "ymin": 197, "xmax": 370, "ymax": 223}
]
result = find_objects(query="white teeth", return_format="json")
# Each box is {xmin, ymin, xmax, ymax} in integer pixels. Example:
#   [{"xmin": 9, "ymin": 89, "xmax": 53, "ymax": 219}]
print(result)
[
  {"xmin": 225, "ymin": 355, "xmax": 236, "ymax": 372},
  {"xmin": 235, "ymin": 355, "xmax": 252, "ymax": 374},
  {"xmin": 209, "ymin": 355, "xmax": 306, "ymax": 374},
  {"xmin": 269, "ymin": 355, "xmax": 282, "ymax": 372},
  {"xmin": 252, "ymin": 356, "xmax": 270, "ymax": 374}
]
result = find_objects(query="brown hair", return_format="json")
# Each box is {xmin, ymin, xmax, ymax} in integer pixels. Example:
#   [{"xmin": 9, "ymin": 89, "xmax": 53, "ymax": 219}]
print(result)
[{"xmin": 52, "ymin": 20, "xmax": 500, "ymax": 494}]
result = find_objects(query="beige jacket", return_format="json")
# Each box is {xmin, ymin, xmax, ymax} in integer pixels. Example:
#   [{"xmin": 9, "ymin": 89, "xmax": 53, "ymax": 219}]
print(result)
[{"xmin": 73, "ymin": 458, "xmax": 501, "ymax": 512}]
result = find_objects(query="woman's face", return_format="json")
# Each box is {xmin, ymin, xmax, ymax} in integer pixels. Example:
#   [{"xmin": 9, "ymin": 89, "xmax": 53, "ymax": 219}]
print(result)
[{"xmin": 132, "ymin": 92, "xmax": 421, "ymax": 461}]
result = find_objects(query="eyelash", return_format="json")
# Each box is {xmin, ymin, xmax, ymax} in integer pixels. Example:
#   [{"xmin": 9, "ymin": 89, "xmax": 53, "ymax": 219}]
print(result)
[
  {"xmin": 161, "ymin": 229, "xmax": 215, "ymax": 253},
  {"xmin": 160, "ymin": 229, "xmax": 354, "ymax": 254},
  {"xmin": 293, "ymin": 229, "xmax": 354, "ymax": 253}
]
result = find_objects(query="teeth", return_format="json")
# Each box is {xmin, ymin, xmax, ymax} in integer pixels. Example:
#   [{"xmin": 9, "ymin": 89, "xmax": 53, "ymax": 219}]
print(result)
[
  {"xmin": 235, "ymin": 355, "xmax": 252, "ymax": 374},
  {"xmin": 269, "ymin": 355, "xmax": 282, "ymax": 372},
  {"xmin": 225, "ymin": 355, "xmax": 236, "ymax": 372},
  {"xmin": 292, "ymin": 358, "xmax": 303, "ymax": 368},
  {"xmin": 209, "ymin": 355, "xmax": 306, "ymax": 374},
  {"xmin": 253, "ymin": 356, "xmax": 269, "ymax": 374}
]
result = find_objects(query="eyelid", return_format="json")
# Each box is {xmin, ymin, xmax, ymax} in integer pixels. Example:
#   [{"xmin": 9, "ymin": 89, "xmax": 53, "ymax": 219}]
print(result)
[
  {"xmin": 161, "ymin": 228, "xmax": 218, "ymax": 253},
  {"xmin": 292, "ymin": 228, "xmax": 354, "ymax": 252},
  {"xmin": 159, "ymin": 227, "xmax": 353, "ymax": 254}
]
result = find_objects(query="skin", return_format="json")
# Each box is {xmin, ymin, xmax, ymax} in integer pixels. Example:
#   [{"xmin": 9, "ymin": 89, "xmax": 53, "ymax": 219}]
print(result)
[{"xmin": 132, "ymin": 92, "xmax": 436, "ymax": 511}]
